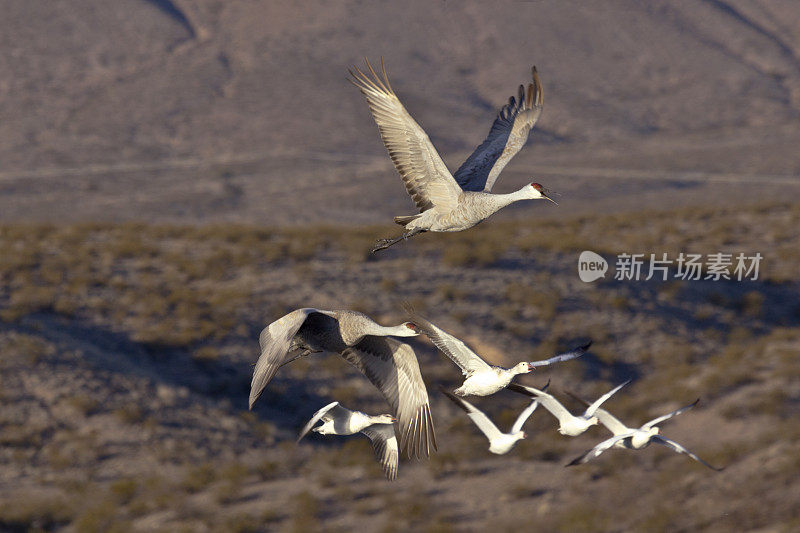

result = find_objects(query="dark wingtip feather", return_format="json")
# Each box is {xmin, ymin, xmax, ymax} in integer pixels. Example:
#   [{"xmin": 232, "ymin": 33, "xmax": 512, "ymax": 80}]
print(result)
[
  {"xmin": 379, "ymin": 56, "xmax": 393, "ymax": 92},
  {"xmin": 531, "ymin": 66, "xmax": 543, "ymax": 106},
  {"xmin": 364, "ymin": 57, "xmax": 390, "ymax": 94},
  {"xmin": 507, "ymin": 382, "xmax": 534, "ymax": 397}
]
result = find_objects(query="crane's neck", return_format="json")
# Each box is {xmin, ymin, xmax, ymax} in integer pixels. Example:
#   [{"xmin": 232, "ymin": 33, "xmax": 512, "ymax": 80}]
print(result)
[
  {"xmin": 487, "ymin": 188, "xmax": 534, "ymax": 212},
  {"xmin": 367, "ymin": 324, "xmax": 418, "ymax": 338}
]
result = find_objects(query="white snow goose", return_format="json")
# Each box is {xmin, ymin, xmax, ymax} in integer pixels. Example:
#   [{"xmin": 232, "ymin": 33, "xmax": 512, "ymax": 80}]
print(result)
[
  {"xmin": 563, "ymin": 393, "xmax": 722, "ymax": 470},
  {"xmin": 408, "ymin": 309, "xmax": 588, "ymax": 397},
  {"xmin": 249, "ymin": 308, "xmax": 436, "ymax": 458},
  {"xmin": 297, "ymin": 401, "xmax": 400, "ymax": 480},
  {"xmin": 508, "ymin": 380, "xmax": 629, "ymax": 437},
  {"xmin": 440, "ymin": 383, "xmax": 547, "ymax": 455}
]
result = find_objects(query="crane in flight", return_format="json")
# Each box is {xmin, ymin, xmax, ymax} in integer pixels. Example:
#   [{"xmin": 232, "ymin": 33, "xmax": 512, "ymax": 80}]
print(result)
[{"xmin": 349, "ymin": 59, "xmax": 556, "ymax": 253}]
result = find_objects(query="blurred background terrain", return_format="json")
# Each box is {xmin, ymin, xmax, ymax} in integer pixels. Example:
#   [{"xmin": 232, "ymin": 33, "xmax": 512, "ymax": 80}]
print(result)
[{"xmin": 1, "ymin": 1, "xmax": 799, "ymax": 531}]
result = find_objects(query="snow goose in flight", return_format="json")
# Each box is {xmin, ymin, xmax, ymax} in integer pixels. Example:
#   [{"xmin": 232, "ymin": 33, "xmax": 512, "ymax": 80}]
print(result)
[
  {"xmin": 408, "ymin": 309, "xmax": 588, "ymax": 397},
  {"xmin": 349, "ymin": 59, "xmax": 556, "ymax": 253},
  {"xmin": 297, "ymin": 401, "xmax": 400, "ymax": 480},
  {"xmin": 508, "ymin": 380, "xmax": 629, "ymax": 436},
  {"xmin": 440, "ymin": 384, "xmax": 546, "ymax": 455},
  {"xmin": 563, "ymin": 393, "xmax": 722, "ymax": 470},
  {"xmin": 249, "ymin": 308, "xmax": 436, "ymax": 458}
]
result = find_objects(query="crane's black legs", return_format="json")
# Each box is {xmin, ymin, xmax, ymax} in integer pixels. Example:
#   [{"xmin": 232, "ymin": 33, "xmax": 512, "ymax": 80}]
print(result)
[{"xmin": 371, "ymin": 229, "xmax": 425, "ymax": 254}]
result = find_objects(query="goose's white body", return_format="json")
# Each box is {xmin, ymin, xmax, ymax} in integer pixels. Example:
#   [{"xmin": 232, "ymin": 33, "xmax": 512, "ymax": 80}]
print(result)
[
  {"xmin": 298, "ymin": 402, "xmax": 400, "ymax": 480},
  {"xmin": 409, "ymin": 310, "xmax": 587, "ymax": 397},
  {"xmin": 565, "ymin": 397, "xmax": 722, "ymax": 470},
  {"xmin": 488, "ymin": 434, "xmax": 526, "ymax": 455},
  {"xmin": 313, "ymin": 409, "xmax": 383, "ymax": 436},
  {"xmin": 441, "ymin": 389, "xmax": 541, "ymax": 455},
  {"xmin": 509, "ymin": 381, "xmax": 629, "ymax": 437},
  {"xmin": 455, "ymin": 365, "xmax": 529, "ymax": 397}
]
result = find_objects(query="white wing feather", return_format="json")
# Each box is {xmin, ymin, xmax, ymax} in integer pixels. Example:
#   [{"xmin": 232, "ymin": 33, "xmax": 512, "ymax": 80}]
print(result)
[
  {"xmin": 441, "ymin": 389, "xmax": 503, "ymax": 442},
  {"xmin": 361, "ymin": 424, "xmax": 400, "ymax": 481},
  {"xmin": 511, "ymin": 399, "xmax": 540, "ymax": 434},
  {"xmin": 296, "ymin": 402, "xmax": 352, "ymax": 442},
  {"xmin": 642, "ymin": 400, "xmax": 699, "ymax": 430},
  {"xmin": 407, "ymin": 311, "xmax": 491, "ymax": 375},
  {"xmin": 584, "ymin": 381, "xmax": 630, "ymax": 418}
]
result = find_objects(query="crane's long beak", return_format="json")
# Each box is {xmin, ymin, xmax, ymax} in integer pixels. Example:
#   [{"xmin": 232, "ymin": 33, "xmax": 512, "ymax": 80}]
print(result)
[{"xmin": 542, "ymin": 192, "xmax": 558, "ymax": 205}]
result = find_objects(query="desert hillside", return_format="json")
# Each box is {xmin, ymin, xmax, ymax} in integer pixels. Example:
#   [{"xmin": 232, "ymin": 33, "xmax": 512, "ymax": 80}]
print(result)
[{"xmin": 1, "ymin": 1, "xmax": 800, "ymax": 224}]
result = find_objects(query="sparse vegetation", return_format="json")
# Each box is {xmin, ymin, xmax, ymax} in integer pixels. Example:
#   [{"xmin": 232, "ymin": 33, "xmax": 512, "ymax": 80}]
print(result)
[{"xmin": 0, "ymin": 202, "xmax": 798, "ymax": 530}]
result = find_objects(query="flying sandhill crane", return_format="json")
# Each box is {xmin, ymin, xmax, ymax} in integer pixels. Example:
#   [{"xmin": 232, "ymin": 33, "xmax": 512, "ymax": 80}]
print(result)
[
  {"xmin": 563, "ymin": 393, "xmax": 722, "ymax": 470},
  {"xmin": 349, "ymin": 59, "xmax": 557, "ymax": 253},
  {"xmin": 249, "ymin": 308, "xmax": 437, "ymax": 458},
  {"xmin": 408, "ymin": 309, "xmax": 588, "ymax": 396},
  {"xmin": 508, "ymin": 381, "xmax": 629, "ymax": 437}
]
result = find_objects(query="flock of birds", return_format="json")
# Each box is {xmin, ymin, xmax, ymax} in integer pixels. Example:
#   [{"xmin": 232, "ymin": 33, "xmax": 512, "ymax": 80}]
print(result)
[{"xmin": 248, "ymin": 59, "xmax": 722, "ymax": 480}]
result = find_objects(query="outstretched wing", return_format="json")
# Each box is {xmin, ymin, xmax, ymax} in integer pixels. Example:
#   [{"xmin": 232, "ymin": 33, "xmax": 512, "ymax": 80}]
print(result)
[
  {"xmin": 642, "ymin": 399, "xmax": 699, "ymax": 430},
  {"xmin": 406, "ymin": 309, "xmax": 491, "ymax": 375},
  {"xmin": 340, "ymin": 336, "xmax": 436, "ymax": 459},
  {"xmin": 296, "ymin": 401, "xmax": 351, "ymax": 442},
  {"xmin": 564, "ymin": 390, "xmax": 632, "ymax": 436},
  {"xmin": 441, "ymin": 387, "xmax": 503, "ymax": 442},
  {"xmin": 250, "ymin": 308, "xmax": 330, "ymax": 409},
  {"xmin": 349, "ymin": 58, "xmax": 462, "ymax": 213},
  {"xmin": 566, "ymin": 433, "xmax": 635, "ymax": 466},
  {"xmin": 529, "ymin": 341, "xmax": 591, "ymax": 368},
  {"xmin": 511, "ymin": 398, "xmax": 541, "ymax": 434},
  {"xmin": 652, "ymin": 435, "xmax": 723, "ymax": 471},
  {"xmin": 584, "ymin": 380, "xmax": 630, "ymax": 418},
  {"xmin": 361, "ymin": 424, "xmax": 400, "ymax": 481},
  {"xmin": 508, "ymin": 381, "xmax": 575, "ymax": 426},
  {"xmin": 454, "ymin": 67, "xmax": 544, "ymax": 192}
]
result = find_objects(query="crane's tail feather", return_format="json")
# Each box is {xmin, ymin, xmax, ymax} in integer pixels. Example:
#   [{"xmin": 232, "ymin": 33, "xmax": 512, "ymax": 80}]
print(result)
[{"xmin": 393, "ymin": 214, "xmax": 420, "ymax": 226}]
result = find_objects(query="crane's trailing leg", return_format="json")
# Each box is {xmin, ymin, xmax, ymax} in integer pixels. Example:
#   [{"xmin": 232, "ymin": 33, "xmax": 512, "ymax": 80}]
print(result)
[
  {"xmin": 371, "ymin": 229, "xmax": 424, "ymax": 254},
  {"xmin": 278, "ymin": 349, "xmax": 321, "ymax": 369}
]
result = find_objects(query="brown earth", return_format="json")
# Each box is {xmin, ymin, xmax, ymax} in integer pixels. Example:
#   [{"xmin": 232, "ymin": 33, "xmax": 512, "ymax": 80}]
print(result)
[{"xmin": 1, "ymin": 2, "xmax": 799, "ymax": 532}]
